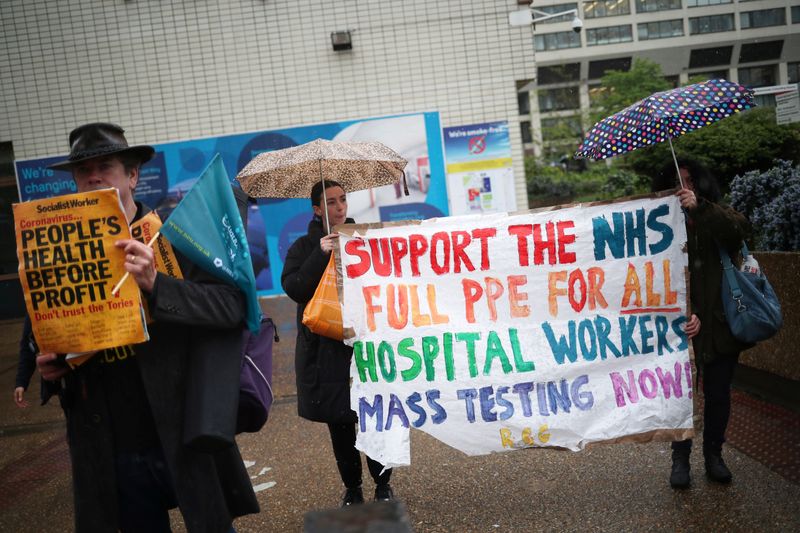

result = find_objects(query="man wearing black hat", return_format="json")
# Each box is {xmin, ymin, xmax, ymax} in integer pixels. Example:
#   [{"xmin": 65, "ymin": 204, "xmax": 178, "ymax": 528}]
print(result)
[{"xmin": 37, "ymin": 123, "xmax": 259, "ymax": 532}]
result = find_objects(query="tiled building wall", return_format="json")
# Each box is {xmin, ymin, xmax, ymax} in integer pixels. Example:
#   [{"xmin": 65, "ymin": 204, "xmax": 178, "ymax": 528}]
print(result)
[{"xmin": 0, "ymin": 0, "xmax": 537, "ymax": 209}]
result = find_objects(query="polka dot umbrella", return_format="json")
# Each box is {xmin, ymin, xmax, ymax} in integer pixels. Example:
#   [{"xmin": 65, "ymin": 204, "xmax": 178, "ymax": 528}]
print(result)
[{"xmin": 575, "ymin": 79, "xmax": 755, "ymax": 188}]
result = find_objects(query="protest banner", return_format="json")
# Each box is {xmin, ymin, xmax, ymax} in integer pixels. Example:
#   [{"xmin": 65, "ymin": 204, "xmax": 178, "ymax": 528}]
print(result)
[
  {"xmin": 338, "ymin": 193, "xmax": 693, "ymax": 467},
  {"xmin": 13, "ymin": 188, "xmax": 148, "ymax": 354}
]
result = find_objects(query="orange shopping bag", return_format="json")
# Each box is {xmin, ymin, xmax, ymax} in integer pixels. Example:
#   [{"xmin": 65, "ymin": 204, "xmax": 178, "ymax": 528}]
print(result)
[{"xmin": 302, "ymin": 253, "xmax": 344, "ymax": 341}]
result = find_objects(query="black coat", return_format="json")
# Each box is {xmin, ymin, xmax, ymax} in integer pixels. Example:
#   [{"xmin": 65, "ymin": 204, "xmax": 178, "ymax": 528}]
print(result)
[
  {"xmin": 687, "ymin": 198, "xmax": 752, "ymax": 365},
  {"xmin": 46, "ymin": 204, "xmax": 259, "ymax": 532},
  {"xmin": 15, "ymin": 315, "xmax": 36, "ymax": 391},
  {"xmin": 281, "ymin": 217, "xmax": 356, "ymax": 424}
]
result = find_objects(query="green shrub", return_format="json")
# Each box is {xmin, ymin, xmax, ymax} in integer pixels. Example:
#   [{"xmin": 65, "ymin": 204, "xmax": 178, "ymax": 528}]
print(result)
[
  {"xmin": 729, "ymin": 160, "xmax": 800, "ymax": 251},
  {"xmin": 526, "ymin": 158, "xmax": 649, "ymax": 207}
]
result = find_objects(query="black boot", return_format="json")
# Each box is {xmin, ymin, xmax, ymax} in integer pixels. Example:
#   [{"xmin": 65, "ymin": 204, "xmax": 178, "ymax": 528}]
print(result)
[
  {"xmin": 705, "ymin": 452, "xmax": 732, "ymax": 484},
  {"xmin": 341, "ymin": 486, "xmax": 364, "ymax": 507},
  {"xmin": 670, "ymin": 449, "xmax": 691, "ymax": 489},
  {"xmin": 374, "ymin": 483, "xmax": 394, "ymax": 501}
]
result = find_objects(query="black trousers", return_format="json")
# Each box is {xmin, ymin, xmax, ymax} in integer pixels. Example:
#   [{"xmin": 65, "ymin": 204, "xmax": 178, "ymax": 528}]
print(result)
[
  {"xmin": 672, "ymin": 355, "xmax": 738, "ymax": 455},
  {"xmin": 327, "ymin": 423, "xmax": 391, "ymax": 489},
  {"xmin": 114, "ymin": 447, "xmax": 177, "ymax": 533}
]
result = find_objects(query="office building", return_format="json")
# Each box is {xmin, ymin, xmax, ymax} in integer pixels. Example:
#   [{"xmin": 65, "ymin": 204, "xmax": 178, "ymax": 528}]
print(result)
[{"xmin": 517, "ymin": 0, "xmax": 800, "ymax": 159}]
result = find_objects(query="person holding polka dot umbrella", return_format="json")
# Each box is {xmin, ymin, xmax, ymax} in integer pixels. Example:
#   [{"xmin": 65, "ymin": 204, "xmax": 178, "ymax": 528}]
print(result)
[{"xmin": 578, "ymin": 81, "xmax": 756, "ymax": 490}]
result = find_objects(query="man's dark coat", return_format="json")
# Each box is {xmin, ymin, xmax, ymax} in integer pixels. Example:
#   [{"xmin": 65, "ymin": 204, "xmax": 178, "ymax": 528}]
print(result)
[{"xmin": 46, "ymin": 204, "xmax": 259, "ymax": 532}]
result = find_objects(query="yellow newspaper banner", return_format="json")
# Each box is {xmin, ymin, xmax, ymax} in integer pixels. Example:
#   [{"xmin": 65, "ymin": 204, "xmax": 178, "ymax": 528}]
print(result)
[
  {"xmin": 68, "ymin": 211, "xmax": 184, "ymax": 368},
  {"xmin": 131, "ymin": 211, "xmax": 184, "ymax": 327},
  {"xmin": 13, "ymin": 188, "xmax": 148, "ymax": 354},
  {"xmin": 131, "ymin": 211, "xmax": 183, "ymax": 280}
]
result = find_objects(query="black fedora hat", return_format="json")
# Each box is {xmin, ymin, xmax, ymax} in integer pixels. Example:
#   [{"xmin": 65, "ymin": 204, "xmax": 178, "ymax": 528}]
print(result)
[{"xmin": 49, "ymin": 122, "xmax": 155, "ymax": 170}]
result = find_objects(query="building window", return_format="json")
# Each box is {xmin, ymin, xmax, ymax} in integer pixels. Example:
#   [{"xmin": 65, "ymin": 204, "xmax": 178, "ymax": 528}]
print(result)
[
  {"xmin": 0, "ymin": 141, "xmax": 20, "ymax": 279},
  {"xmin": 588, "ymin": 84, "xmax": 606, "ymax": 108},
  {"xmin": 789, "ymin": 62, "xmax": 800, "ymax": 84},
  {"xmin": 518, "ymin": 91, "xmax": 531, "ymax": 115},
  {"xmin": 663, "ymin": 75, "xmax": 680, "ymax": 88},
  {"xmin": 588, "ymin": 57, "xmax": 632, "ymax": 79},
  {"xmin": 537, "ymin": 64, "xmax": 581, "ymax": 85},
  {"xmin": 538, "ymin": 87, "xmax": 581, "ymax": 112},
  {"xmin": 689, "ymin": 14, "xmax": 735, "ymax": 35},
  {"xmin": 688, "ymin": 69, "xmax": 729, "ymax": 83},
  {"xmin": 687, "ymin": 0, "xmax": 731, "ymax": 6},
  {"xmin": 635, "ymin": 0, "xmax": 681, "ymax": 13},
  {"xmin": 541, "ymin": 116, "xmax": 583, "ymax": 141},
  {"xmin": 741, "ymin": 8, "xmax": 786, "ymax": 29},
  {"xmin": 586, "ymin": 25, "xmax": 633, "ymax": 45},
  {"xmin": 689, "ymin": 46, "xmax": 733, "ymax": 68},
  {"xmin": 638, "ymin": 19, "xmax": 683, "ymax": 40},
  {"xmin": 520, "ymin": 121, "xmax": 533, "ymax": 144},
  {"xmin": 541, "ymin": 116, "xmax": 584, "ymax": 164},
  {"xmin": 534, "ymin": 3, "xmax": 579, "ymax": 23},
  {"xmin": 535, "ymin": 31, "xmax": 582, "ymax": 51},
  {"xmin": 739, "ymin": 41, "xmax": 784, "ymax": 63},
  {"xmin": 738, "ymin": 65, "xmax": 777, "ymax": 88},
  {"xmin": 793, "ymin": 6, "xmax": 800, "ymax": 24},
  {"xmin": 583, "ymin": 0, "xmax": 631, "ymax": 19}
]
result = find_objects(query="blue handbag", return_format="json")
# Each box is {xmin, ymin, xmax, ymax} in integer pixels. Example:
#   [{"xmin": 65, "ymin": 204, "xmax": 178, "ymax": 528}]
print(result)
[{"xmin": 718, "ymin": 242, "xmax": 783, "ymax": 344}]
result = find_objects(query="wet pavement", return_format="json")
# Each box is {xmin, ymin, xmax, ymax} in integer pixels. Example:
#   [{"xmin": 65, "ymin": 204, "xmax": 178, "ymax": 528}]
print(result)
[{"xmin": 1, "ymin": 295, "xmax": 799, "ymax": 532}]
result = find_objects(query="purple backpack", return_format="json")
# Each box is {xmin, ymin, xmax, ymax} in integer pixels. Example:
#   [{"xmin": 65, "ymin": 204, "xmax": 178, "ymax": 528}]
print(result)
[{"xmin": 236, "ymin": 317, "xmax": 278, "ymax": 433}]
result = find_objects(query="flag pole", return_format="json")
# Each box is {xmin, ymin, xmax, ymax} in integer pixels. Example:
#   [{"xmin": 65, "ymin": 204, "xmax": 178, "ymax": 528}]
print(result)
[
  {"xmin": 319, "ymin": 158, "xmax": 330, "ymax": 233},
  {"xmin": 111, "ymin": 231, "xmax": 160, "ymax": 296}
]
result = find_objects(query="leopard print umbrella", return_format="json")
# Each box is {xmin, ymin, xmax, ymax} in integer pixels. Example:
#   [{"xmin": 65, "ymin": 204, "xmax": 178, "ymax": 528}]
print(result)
[{"xmin": 236, "ymin": 138, "xmax": 408, "ymax": 198}]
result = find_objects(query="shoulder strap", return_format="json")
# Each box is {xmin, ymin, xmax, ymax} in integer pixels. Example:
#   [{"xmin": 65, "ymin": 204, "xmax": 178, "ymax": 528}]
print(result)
[
  {"xmin": 716, "ymin": 241, "xmax": 744, "ymax": 301},
  {"xmin": 740, "ymin": 241, "xmax": 750, "ymax": 260}
]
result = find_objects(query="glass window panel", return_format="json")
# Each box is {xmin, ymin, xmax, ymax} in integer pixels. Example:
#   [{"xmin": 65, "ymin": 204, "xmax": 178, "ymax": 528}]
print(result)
[
  {"xmin": 541, "ymin": 116, "xmax": 584, "ymax": 141},
  {"xmin": 687, "ymin": 0, "xmax": 732, "ymax": 6},
  {"xmin": 535, "ymin": 31, "xmax": 582, "ymax": 51},
  {"xmin": 538, "ymin": 87, "xmax": 581, "ymax": 111},
  {"xmin": 788, "ymin": 62, "xmax": 800, "ymax": 84},
  {"xmin": 586, "ymin": 24, "xmax": 633, "ymax": 45},
  {"xmin": 738, "ymin": 65, "xmax": 777, "ymax": 88},
  {"xmin": 739, "ymin": 41, "xmax": 783, "ymax": 63},
  {"xmin": 588, "ymin": 57, "xmax": 632, "ymax": 78},
  {"xmin": 534, "ymin": 3, "xmax": 579, "ymax": 24},
  {"xmin": 518, "ymin": 91, "xmax": 531, "ymax": 115},
  {"xmin": 638, "ymin": 19, "xmax": 684, "ymax": 40},
  {"xmin": 689, "ymin": 46, "xmax": 733, "ymax": 68},
  {"xmin": 635, "ymin": 0, "xmax": 681, "ymax": 13},
  {"xmin": 793, "ymin": 6, "xmax": 800, "ymax": 24},
  {"xmin": 689, "ymin": 14, "xmax": 735, "ymax": 34},
  {"xmin": 538, "ymin": 64, "xmax": 581, "ymax": 85},
  {"xmin": 584, "ymin": 0, "xmax": 631, "ymax": 19},
  {"xmin": 689, "ymin": 69, "xmax": 729, "ymax": 82},
  {"xmin": 588, "ymin": 84, "xmax": 606, "ymax": 107},
  {"xmin": 520, "ymin": 121, "xmax": 533, "ymax": 144},
  {"xmin": 741, "ymin": 8, "xmax": 786, "ymax": 29}
]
